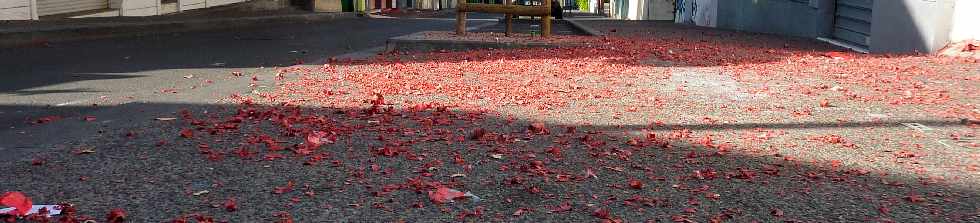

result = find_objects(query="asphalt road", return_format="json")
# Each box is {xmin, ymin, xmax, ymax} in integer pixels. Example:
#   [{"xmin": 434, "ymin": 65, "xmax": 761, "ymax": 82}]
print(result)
[
  {"xmin": 1, "ymin": 14, "xmax": 978, "ymax": 223},
  {"xmin": 0, "ymin": 15, "xmax": 496, "ymax": 160}
]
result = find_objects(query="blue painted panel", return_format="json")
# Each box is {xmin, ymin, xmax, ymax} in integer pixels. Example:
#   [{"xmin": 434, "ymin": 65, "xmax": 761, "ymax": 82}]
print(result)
[{"xmin": 714, "ymin": 0, "xmax": 825, "ymax": 38}]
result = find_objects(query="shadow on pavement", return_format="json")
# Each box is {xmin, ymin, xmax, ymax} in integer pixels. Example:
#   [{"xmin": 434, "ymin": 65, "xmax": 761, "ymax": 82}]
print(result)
[
  {"xmin": 0, "ymin": 18, "xmax": 462, "ymax": 93},
  {"xmin": 0, "ymin": 102, "xmax": 976, "ymax": 222},
  {"xmin": 1, "ymin": 14, "xmax": 861, "ymax": 94}
]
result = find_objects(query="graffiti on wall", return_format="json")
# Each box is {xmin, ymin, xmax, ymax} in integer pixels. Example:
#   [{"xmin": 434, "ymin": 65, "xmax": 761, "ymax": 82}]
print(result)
[{"xmin": 675, "ymin": 0, "xmax": 716, "ymax": 27}]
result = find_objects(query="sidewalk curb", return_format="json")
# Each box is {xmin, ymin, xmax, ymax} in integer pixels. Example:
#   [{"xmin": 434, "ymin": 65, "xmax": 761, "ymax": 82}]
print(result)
[
  {"xmin": 386, "ymin": 36, "xmax": 587, "ymax": 53},
  {"xmin": 565, "ymin": 19, "xmax": 604, "ymax": 36},
  {"xmin": 385, "ymin": 30, "xmax": 589, "ymax": 53},
  {"xmin": 0, "ymin": 12, "xmax": 357, "ymax": 48}
]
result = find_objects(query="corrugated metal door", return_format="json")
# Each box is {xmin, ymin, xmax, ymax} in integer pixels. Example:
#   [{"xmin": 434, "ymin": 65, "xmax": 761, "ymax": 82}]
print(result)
[
  {"xmin": 37, "ymin": 0, "xmax": 109, "ymax": 16},
  {"xmin": 833, "ymin": 0, "xmax": 873, "ymax": 48}
]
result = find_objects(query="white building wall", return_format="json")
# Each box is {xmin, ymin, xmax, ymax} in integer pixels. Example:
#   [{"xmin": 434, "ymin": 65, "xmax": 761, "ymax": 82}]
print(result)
[
  {"xmin": 2, "ymin": 0, "xmax": 312, "ymax": 20},
  {"xmin": 314, "ymin": 0, "xmax": 342, "ymax": 12},
  {"xmin": 609, "ymin": 0, "xmax": 620, "ymax": 19},
  {"xmin": 675, "ymin": 0, "xmax": 714, "ymax": 27},
  {"xmin": 120, "ymin": 0, "xmax": 159, "ymax": 16},
  {"xmin": 0, "ymin": 0, "xmax": 37, "ymax": 20},
  {"xmin": 626, "ymin": 0, "xmax": 641, "ymax": 20},
  {"xmin": 611, "ymin": 0, "xmax": 673, "ymax": 21},
  {"xmin": 649, "ymin": 0, "xmax": 672, "ymax": 20},
  {"xmin": 179, "ymin": 0, "xmax": 206, "ymax": 11},
  {"xmin": 950, "ymin": 0, "xmax": 980, "ymax": 42},
  {"xmin": 415, "ymin": 0, "xmax": 433, "ymax": 10},
  {"xmin": 692, "ymin": 0, "xmax": 715, "ymax": 27},
  {"xmin": 208, "ymin": 0, "xmax": 243, "ymax": 7}
]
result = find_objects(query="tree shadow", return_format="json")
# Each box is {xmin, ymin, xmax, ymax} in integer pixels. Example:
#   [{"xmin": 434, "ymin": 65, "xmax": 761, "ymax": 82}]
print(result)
[{"xmin": 0, "ymin": 102, "xmax": 976, "ymax": 222}]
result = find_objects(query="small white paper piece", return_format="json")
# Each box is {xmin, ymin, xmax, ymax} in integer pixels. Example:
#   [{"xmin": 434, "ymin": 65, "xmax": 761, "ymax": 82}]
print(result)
[
  {"xmin": 0, "ymin": 205, "xmax": 63, "ymax": 217},
  {"xmin": 463, "ymin": 192, "xmax": 482, "ymax": 203}
]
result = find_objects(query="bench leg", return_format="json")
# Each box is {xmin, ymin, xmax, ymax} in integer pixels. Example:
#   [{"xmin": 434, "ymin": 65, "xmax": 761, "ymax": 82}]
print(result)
[
  {"xmin": 542, "ymin": 14, "xmax": 551, "ymax": 38},
  {"xmin": 456, "ymin": 11, "xmax": 467, "ymax": 36}
]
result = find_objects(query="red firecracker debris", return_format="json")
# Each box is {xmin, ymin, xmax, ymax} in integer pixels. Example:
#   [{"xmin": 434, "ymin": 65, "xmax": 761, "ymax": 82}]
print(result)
[{"xmin": 0, "ymin": 192, "xmax": 32, "ymax": 216}]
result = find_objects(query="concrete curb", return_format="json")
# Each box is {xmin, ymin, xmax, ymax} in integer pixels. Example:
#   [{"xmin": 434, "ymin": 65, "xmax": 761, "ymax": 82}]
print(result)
[
  {"xmin": 0, "ymin": 12, "xmax": 356, "ymax": 48},
  {"xmin": 387, "ymin": 38, "xmax": 568, "ymax": 52},
  {"xmin": 385, "ymin": 32, "xmax": 588, "ymax": 53},
  {"xmin": 492, "ymin": 18, "xmax": 600, "ymax": 36},
  {"xmin": 565, "ymin": 19, "xmax": 604, "ymax": 36}
]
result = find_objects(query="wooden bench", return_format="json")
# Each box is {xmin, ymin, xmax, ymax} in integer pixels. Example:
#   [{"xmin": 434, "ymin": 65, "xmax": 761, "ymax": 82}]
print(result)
[{"xmin": 456, "ymin": 1, "xmax": 553, "ymax": 37}]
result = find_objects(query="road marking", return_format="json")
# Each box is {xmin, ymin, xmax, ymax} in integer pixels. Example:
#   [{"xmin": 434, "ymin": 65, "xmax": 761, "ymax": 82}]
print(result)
[
  {"xmin": 55, "ymin": 99, "xmax": 91, "ymax": 107},
  {"xmin": 944, "ymin": 136, "xmax": 977, "ymax": 146},
  {"xmin": 936, "ymin": 139, "xmax": 956, "ymax": 150},
  {"xmin": 936, "ymin": 138, "xmax": 978, "ymax": 150},
  {"xmin": 901, "ymin": 123, "xmax": 933, "ymax": 132}
]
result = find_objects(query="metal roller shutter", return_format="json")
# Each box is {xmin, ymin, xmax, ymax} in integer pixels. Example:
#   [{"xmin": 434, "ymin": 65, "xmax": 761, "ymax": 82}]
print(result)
[
  {"xmin": 37, "ymin": 0, "xmax": 109, "ymax": 16},
  {"xmin": 833, "ymin": 0, "xmax": 873, "ymax": 49}
]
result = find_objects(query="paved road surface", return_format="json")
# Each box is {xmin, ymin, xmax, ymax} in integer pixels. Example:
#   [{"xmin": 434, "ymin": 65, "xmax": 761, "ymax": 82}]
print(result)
[{"xmin": 0, "ymin": 15, "xmax": 496, "ymax": 159}]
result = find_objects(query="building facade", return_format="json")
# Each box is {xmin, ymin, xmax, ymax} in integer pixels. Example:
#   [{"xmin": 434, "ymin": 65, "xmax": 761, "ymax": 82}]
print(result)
[
  {"xmin": 0, "ymin": 0, "xmax": 348, "ymax": 20},
  {"xmin": 610, "ymin": 0, "xmax": 673, "ymax": 20},
  {"xmin": 611, "ymin": 0, "xmax": 980, "ymax": 53},
  {"xmin": 406, "ymin": 0, "xmax": 454, "ymax": 10}
]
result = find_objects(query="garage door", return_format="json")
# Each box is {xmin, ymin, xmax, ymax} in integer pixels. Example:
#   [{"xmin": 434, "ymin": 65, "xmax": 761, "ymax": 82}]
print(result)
[
  {"xmin": 833, "ymin": 0, "xmax": 873, "ymax": 49},
  {"xmin": 37, "ymin": 0, "xmax": 109, "ymax": 16}
]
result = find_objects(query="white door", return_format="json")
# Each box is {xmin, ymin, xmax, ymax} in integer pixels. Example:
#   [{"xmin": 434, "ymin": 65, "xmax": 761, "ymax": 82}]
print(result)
[{"xmin": 37, "ymin": 0, "xmax": 109, "ymax": 16}]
